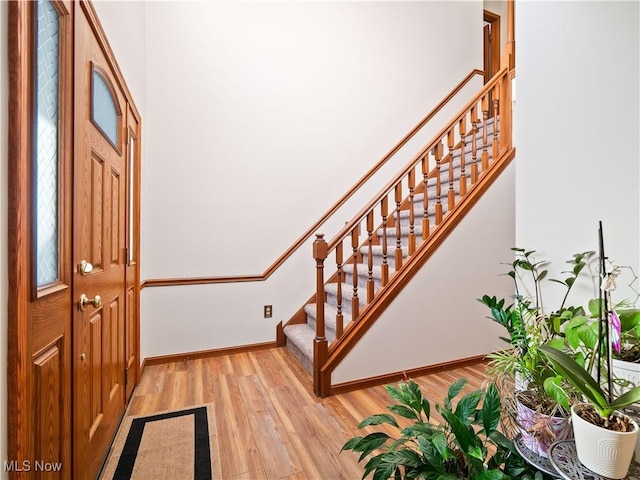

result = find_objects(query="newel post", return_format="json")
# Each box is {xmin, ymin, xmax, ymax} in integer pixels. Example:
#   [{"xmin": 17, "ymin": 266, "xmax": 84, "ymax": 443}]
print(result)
[
  {"xmin": 499, "ymin": 73, "xmax": 512, "ymax": 151},
  {"xmin": 313, "ymin": 234, "xmax": 329, "ymax": 397}
]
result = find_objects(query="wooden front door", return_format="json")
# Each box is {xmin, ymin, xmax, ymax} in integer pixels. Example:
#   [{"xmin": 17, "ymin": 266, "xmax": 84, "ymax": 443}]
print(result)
[
  {"xmin": 8, "ymin": 2, "xmax": 140, "ymax": 479},
  {"xmin": 73, "ymin": 5, "xmax": 128, "ymax": 479}
]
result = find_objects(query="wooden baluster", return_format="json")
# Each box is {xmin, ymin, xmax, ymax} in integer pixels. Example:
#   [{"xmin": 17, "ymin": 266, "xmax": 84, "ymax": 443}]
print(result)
[
  {"xmin": 335, "ymin": 242, "xmax": 344, "ymax": 339},
  {"xmin": 459, "ymin": 118, "xmax": 467, "ymax": 197},
  {"xmin": 313, "ymin": 233, "xmax": 328, "ymax": 396},
  {"xmin": 421, "ymin": 154, "xmax": 430, "ymax": 240},
  {"xmin": 492, "ymin": 85, "xmax": 500, "ymax": 162},
  {"xmin": 351, "ymin": 227, "xmax": 360, "ymax": 320},
  {"xmin": 481, "ymin": 95, "xmax": 490, "ymax": 173},
  {"xmin": 408, "ymin": 169, "xmax": 416, "ymax": 255},
  {"xmin": 380, "ymin": 197, "xmax": 389, "ymax": 287},
  {"xmin": 366, "ymin": 212, "xmax": 374, "ymax": 302},
  {"xmin": 447, "ymin": 129, "xmax": 455, "ymax": 211},
  {"xmin": 394, "ymin": 183, "xmax": 403, "ymax": 270},
  {"xmin": 470, "ymin": 105, "xmax": 479, "ymax": 184},
  {"xmin": 434, "ymin": 142, "xmax": 443, "ymax": 225}
]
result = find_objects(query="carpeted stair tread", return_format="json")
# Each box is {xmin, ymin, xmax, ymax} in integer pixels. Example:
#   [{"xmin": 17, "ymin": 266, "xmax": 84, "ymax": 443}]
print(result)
[
  {"xmin": 304, "ymin": 302, "xmax": 353, "ymax": 332},
  {"xmin": 283, "ymin": 115, "xmax": 500, "ymax": 371},
  {"xmin": 362, "ymin": 244, "xmax": 409, "ymax": 258},
  {"xmin": 325, "ymin": 282, "xmax": 368, "ymax": 305},
  {"xmin": 342, "ymin": 263, "xmax": 383, "ymax": 280},
  {"xmin": 283, "ymin": 323, "xmax": 315, "ymax": 366},
  {"xmin": 395, "ymin": 205, "xmax": 448, "ymax": 221},
  {"xmin": 376, "ymin": 224, "xmax": 425, "ymax": 239}
]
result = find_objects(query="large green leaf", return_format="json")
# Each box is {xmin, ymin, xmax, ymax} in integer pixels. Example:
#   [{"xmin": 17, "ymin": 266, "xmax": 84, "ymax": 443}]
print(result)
[
  {"xmin": 543, "ymin": 375, "xmax": 570, "ymax": 410},
  {"xmin": 417, "ymin": 436, "xmax": 444, "ymax": 469},
  {"xmin": 371, "ymin": 460, "xmax": 399, "ymax": 480},
  {"xmin": 488, "ymin": 430, "xmax": 515, "ymax": 454},
  {"xmin": 454, "ymin": 389, "xmax": 483, "ymax": 423},
  {"xmin": 357, "ymin": 414, "xmax": 399, "ymax": 429},
  {"xmin": 388, "ymin": 404, "xmax": 419, "ymax": 420},
  {"xmin": 349, "ymin": 432, "xmax": 391, "ymax": 459},
  {"xmin": 475, "ymin": 470, "xmax": 505, "ymax": 480},
  {"xmin": 362, "ymin": 456, "xmax": 383, "ymax": 479},
  {"xmin": 619, "ymin": 309, "xmax": 640, "ymax": 333},
  {"xmin": 540, "ymin": 346, "xmax": 608, "ymax": 413},
  {"xmin": 406, "ymin": 381, "xmax": 425, "ymax": 414},
  {"xmin": 579, "ymin": 322, "xmax": 600, "ymax": 350},
  {"xmin": 431, "ymin": 431, "xmax": 449, "ymax": 459},
  {"xmin": 481, "ymin": 383, "xmax": 501, "ymax": 436},
  {"xmin": 611, "ymin": 386, "xmax": 640, "ymax": 410},
  {"xmin": 443, "ymin": 408, "xmax": 475, "ymax": 453},
  {"xmin": 382, "ymin": 450, "xmax": 424, "ymax": 468},
  {"xmin": 446, "ymin": 378, "xmax": 467, "ymax": 404},
  {"xmin": 342, "ymin": 436, "xmax": 363, "ymax": 452},
  {"xmin": 421, "ymin": 398, "xmax": 431, "ymax": 421}
]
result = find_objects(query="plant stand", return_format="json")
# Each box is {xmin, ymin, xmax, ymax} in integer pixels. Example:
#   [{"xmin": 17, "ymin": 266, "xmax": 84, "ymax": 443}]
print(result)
[
  {"xmin": 515, "ymin": 436, "xmax": 640, "ymax": 479},
  {"xmin": 548, "ymin": 440, "xmax": 640, "ymax": 480},
  {"xmin": 513, "ymin": 435, "xmax": 559, "ymax": 477}
]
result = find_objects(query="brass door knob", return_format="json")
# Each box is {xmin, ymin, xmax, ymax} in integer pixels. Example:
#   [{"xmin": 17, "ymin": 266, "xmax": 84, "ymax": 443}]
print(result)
[{"xmin": 78, "ymin": 294, "xmax": 102, "ymax": 311}]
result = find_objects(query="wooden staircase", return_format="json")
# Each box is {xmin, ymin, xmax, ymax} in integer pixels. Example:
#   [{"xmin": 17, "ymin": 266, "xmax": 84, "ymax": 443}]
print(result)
[{"xmin": 279, "ymin": 65, "xmax": 514, "ymax": 397}]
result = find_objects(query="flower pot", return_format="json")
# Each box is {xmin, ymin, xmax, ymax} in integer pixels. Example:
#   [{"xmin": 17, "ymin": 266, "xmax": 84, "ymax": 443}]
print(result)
[
  {"xmin": 612, "ymin": 358, "xmax": 640, "ymax": 388},
  {"xmin": 571, "ymin": 403, "xmax": 639, "ymax": 479},
  {"xmin": 515, "ymin": 393, "xmax": 572, "ymax": 458},
  {"xmin": 612, "ymin": 358, "xmax": 640, "ymax": 462}
]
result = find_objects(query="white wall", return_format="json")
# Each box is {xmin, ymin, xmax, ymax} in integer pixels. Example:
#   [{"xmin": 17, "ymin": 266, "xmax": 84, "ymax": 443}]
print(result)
[
  {"xmin": 515, "ymin": 1, "xmax": 640, "ymax": 307},
  {"xmin": 93, "ymin": 0, "xmax": 146, "ymax": 119},
  {"xmin": 334, "ymin": 163, "xmax": 515, "ymax": 383},
  {"xmin": 1, "ymin": 0, "xmax": 8, "ymax": 476},
  {"xmin": 139, "ymin": 1, "xmax": 483, "ymax": 359}
]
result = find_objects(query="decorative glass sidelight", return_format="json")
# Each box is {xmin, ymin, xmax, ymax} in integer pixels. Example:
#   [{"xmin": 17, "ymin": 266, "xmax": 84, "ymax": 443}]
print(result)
[
  {"xmin": 91, "ymin": 68, "xmax": 119, "ymax": 147},
  {"xmin": 35, "ymin": 0, "xmax": 60, "ymax": 287}
]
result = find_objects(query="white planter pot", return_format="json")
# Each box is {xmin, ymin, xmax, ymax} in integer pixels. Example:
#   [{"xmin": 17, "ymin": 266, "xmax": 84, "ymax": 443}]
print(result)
[
  {"xmin": 571, "ymin": 403, "xmax": 639, "ymax": 479},
  {"xmin": 612, "ymin": 358, "xmax": 640, "ymax": 388},
  {"xmin": 612, "ymin": 358, "xmax": 640, "ymax": 461}
]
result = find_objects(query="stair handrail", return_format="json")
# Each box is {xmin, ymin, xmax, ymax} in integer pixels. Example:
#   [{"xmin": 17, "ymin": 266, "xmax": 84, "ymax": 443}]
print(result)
[
  {"xmin": 309, "ymin": 66, "xmax": 512, "ymax": 395},
  {"xmin": 325, "ymin": 67, "xmax": 508, "ymax": 253},
  {"xmin": 142, "ymin": 69, "xmax": 483, "ymax": 289}
]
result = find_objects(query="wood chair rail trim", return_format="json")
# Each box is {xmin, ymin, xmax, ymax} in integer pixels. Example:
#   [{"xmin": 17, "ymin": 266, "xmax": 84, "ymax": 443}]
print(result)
[{"xmin": 141, "ymin": 68, "xmax": 484, "ymax": 289}]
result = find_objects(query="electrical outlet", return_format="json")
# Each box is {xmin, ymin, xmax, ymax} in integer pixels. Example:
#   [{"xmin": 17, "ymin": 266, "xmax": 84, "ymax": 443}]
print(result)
[{"xmin": 264, "ymin": 305, "xmax": 272, "ymax": 318}]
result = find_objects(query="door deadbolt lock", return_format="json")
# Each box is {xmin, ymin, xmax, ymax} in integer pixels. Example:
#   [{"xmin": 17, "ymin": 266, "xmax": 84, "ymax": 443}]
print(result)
[
  {"xmin": 77, "ymin": 260, "xmax": 93, "ymax": 276},
  {"xmin": 79, "ymin": 294, "xmax": 102, "ymax": 311}
]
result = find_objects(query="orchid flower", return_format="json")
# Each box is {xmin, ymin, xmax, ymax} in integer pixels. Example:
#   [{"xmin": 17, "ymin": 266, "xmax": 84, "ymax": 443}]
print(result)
[{"xmin": 611, "ymin": 309, "xmax": 621, "ymax": 353}]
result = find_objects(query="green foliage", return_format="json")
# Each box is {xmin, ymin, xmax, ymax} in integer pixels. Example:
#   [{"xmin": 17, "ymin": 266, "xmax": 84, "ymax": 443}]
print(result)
[
  {"xmin": 616, "ymin": 309, "xmax": 640, "ymax": 362},
  {"xmin": 478, "ymin": 249, "xmax": 596, "ymax": 414},
  {"xmin": 540, "ymin": 345, "xmax": 640, "ymax": 420},
  {"xmin": 341, "ymin": 379, "xmax": 545, "ymax": 479}
]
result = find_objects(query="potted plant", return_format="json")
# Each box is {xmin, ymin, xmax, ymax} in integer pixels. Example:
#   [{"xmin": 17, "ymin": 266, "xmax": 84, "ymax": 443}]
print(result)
[
  {"xmin": 341, "ymin": 378, "xmax": 545, "ymax": 479},
  {"xmin": 479, "ymin": 248, "xmax": 595, "ymax": 457},
  {"xmin": 540, "ymin": 345, "xmax": 640, "ymax": 478}
]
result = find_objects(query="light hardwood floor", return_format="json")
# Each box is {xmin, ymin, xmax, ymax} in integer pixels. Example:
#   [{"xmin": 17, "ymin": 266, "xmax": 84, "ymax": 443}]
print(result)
[{"xmin": 123, "ymin": 347, "xmax": 488, "ymax": 480}]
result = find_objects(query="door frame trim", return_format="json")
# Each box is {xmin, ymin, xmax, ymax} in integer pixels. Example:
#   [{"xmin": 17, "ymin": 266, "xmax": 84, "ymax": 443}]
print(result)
[{"xmin": 483, "ymin": 9, "xmax": 501, "ymax": 84}]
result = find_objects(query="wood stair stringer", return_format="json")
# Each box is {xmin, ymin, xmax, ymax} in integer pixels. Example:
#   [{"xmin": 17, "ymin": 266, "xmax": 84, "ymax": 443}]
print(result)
[{"xmin": 317, "ymin": 146, "xmax": 516, "ymax": 396}]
